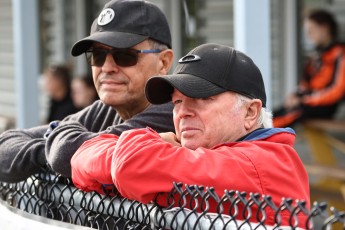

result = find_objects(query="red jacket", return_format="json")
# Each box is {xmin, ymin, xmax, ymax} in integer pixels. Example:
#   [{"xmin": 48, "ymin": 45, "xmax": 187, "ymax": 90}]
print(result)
[
  {"xmin": 112, "ymin": 127, "xmax": 310, "ymax": 225},
  {"xmin": 72, "ymin": 127, "xmax": 310, "ymax": 225},
  {"xmin": 71, "ymin": 134, "xmax": 118, "ymax": 194}
]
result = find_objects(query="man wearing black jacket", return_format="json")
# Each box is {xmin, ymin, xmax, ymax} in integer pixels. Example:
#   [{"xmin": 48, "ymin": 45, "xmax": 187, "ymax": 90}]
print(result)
[{"xmin": 0, "ymin": 0, "xmax": 174, "ymax": 182}]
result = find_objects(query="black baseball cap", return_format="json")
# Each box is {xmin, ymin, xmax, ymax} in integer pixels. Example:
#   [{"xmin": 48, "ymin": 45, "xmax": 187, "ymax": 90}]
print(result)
[
  {"xmin": 71, "ymin": 0, "xmax": 171, "ymax": 56},
  {"xmin": 145, "ymin": 43, "xmax": 267, "ymax": 107}
]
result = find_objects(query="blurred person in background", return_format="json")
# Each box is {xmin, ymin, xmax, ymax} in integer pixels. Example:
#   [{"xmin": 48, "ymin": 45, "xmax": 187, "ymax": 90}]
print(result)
[
  {"xmin": 71, "ymin": 75, "xmax": 99, "ymax": 110},
  {"xmin": 273, "ymin": 9, "xmax": 345, "ymax": 127},
  {"xmin": 43, "ymin": 64, "xmax": 79, "ymax": 122}
]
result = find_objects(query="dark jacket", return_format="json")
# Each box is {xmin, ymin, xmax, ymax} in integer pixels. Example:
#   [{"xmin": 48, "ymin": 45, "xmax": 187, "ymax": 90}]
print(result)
[{"xmin": 0, "ymin": 100, "xmax": 174, "ymax": 182}]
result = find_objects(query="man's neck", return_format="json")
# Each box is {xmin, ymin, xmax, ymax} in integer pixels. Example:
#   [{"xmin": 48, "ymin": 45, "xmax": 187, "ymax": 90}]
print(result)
[{"xmin": 114, "ymin": 101, "xmax": 151, "ymax": 120}]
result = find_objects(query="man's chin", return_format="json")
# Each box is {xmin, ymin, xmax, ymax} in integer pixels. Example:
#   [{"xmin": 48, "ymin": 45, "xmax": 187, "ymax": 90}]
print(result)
[
  {"xmin": 181, "ymin": 140, "xmax": 200, "ymax": 150},
  {"xmin": 100, "ymin": 95, "xmax": 123, "ymax": 107}
]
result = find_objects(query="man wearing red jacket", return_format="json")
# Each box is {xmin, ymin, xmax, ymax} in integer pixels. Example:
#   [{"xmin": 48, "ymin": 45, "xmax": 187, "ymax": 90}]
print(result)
[{"xmin": 71, "ymin": 43, "xmax": 310, "ymax": 225}]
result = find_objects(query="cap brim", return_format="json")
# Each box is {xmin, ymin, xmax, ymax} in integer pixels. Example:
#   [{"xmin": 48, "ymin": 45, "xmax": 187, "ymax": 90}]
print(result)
[
  {"xmin": 71, "ymin": 31, "xmax": 148, "ymax": 56},
  {"xmin": 145, "ymin": 74, "xmax": 227, "ymax": 104}
]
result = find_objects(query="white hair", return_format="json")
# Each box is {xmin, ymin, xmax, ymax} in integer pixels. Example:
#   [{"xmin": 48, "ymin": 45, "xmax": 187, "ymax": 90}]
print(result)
[
  {"xmin": 235, "ymin": 94, "xmax": 273, "ymax": 128},
  {"xmin": 147, "ymin": 38, "xmax": 169, "ymax": 51},
  {"xmin": 258, "ymin": 107, "xmax": 273, "ymax": 128}
]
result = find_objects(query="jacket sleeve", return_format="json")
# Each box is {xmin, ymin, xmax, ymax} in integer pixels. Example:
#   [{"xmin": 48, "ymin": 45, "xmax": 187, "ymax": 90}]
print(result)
[
  {"xmin": 45, "ymin": 121, "xmax": 99, "ymax": 178},
  {"xmin": 71, "ymin": 134, "xmax": 118, "ymax": 194},
  {"xmin": 0, "ymin": 102, "xmax": 106, "ymax": 182},
  {"xmin": 111, "ymin": 128, "xmax": 262, "ymax": 204},
  {"xmin": 0, "ymin": 125, "xmax": 48, "ymax": 182},
  {"xmin": 0, "ymin": 100, "xmax": 113, "ymax": 182},
  {"xmin": 46, "ymin": 102, "xmax": 174, "ymax": 178},
  {"xmin": 302, "ymin": 49, "xmax": 345, "ymax": 106}
]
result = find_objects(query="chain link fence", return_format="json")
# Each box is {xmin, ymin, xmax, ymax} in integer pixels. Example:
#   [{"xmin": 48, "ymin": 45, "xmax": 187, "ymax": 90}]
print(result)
[{"xmin": 0, "ymin": 167, "xmax": 344, "ymax": 229}]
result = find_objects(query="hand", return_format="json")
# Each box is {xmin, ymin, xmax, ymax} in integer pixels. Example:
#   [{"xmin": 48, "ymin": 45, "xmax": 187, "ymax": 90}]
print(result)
[{"xmin": 159, "ymin": 132, "xmax": 181, "ymax": 147}]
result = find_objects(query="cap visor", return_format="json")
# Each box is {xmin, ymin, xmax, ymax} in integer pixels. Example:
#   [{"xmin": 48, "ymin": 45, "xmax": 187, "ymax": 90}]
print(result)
[
  {"xmin": 71, "ymin": 31, "xmax": 148, "ymax": 56},
  {"xmin": 145, "ymin": 74, "xmax": 227, "ymax": 104}
]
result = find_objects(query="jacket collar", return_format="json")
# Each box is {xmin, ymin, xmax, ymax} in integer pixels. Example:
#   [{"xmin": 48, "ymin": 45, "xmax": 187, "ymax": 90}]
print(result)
[{"xmin": 238, "ymin": 127, "xmax": 295, "ymax": 142}]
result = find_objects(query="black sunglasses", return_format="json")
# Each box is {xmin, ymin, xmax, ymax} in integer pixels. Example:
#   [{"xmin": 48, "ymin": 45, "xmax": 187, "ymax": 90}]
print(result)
[{"xmin": 85, "ymin": 48, "xmax": 161, "ymax": 67}]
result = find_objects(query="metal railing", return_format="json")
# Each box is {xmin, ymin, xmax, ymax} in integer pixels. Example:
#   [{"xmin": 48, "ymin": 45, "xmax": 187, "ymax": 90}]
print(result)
[{"xmin": 0, "ymin": 167, "xmax": 344, "ymax": 229}]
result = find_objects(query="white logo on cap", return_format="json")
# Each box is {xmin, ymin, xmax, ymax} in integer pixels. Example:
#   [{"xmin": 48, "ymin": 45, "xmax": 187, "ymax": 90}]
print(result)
[
  {"xmin": 178, "ymin": 54, "xmax": 201, "ymax": 63},
  {"xmin": 97, "ymin": 8, "xmax": 115, "ymax": 26}
]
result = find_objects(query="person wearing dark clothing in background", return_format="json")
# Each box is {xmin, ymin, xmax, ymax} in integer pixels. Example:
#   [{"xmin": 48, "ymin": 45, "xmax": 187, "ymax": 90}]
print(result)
[
  {"xmin": 43, "ymin": 64, "xmax": 79, "ymax": 122},
  {"xmin": 71, "ymin": 75, "xmax": 99, "ymax": 110}
]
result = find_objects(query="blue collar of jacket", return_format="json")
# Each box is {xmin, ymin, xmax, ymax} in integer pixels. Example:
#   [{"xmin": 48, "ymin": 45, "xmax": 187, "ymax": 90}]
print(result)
[{"xmin": 238, "ymin": 127, "xmax": 295, "ymax": 142}]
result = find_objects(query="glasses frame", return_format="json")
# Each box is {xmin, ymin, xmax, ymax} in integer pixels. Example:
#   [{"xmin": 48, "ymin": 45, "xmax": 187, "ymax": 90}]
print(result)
[{"xmin": 85, "ymin": 48, "xmax": 161, "ymax": 67}]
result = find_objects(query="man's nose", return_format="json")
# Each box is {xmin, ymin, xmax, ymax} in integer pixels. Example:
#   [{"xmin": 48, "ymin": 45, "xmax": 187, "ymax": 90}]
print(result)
[
  {"xmin": 101, "ymin": 53, "xmax": 120, "ymax": 72},
  {"xmin": 176, "ymin": 101, "xmax": 194, "ymax": 119}
]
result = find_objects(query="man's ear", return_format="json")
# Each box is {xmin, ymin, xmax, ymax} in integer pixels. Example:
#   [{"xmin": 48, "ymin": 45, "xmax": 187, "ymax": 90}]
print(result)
[
  {"xmin": 244, "ymin": 99, "xmax": 262, "ymax": 130},
  {"xmin": 158, "ymin": 49, "xmax": 174, "ymax": 75}
]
